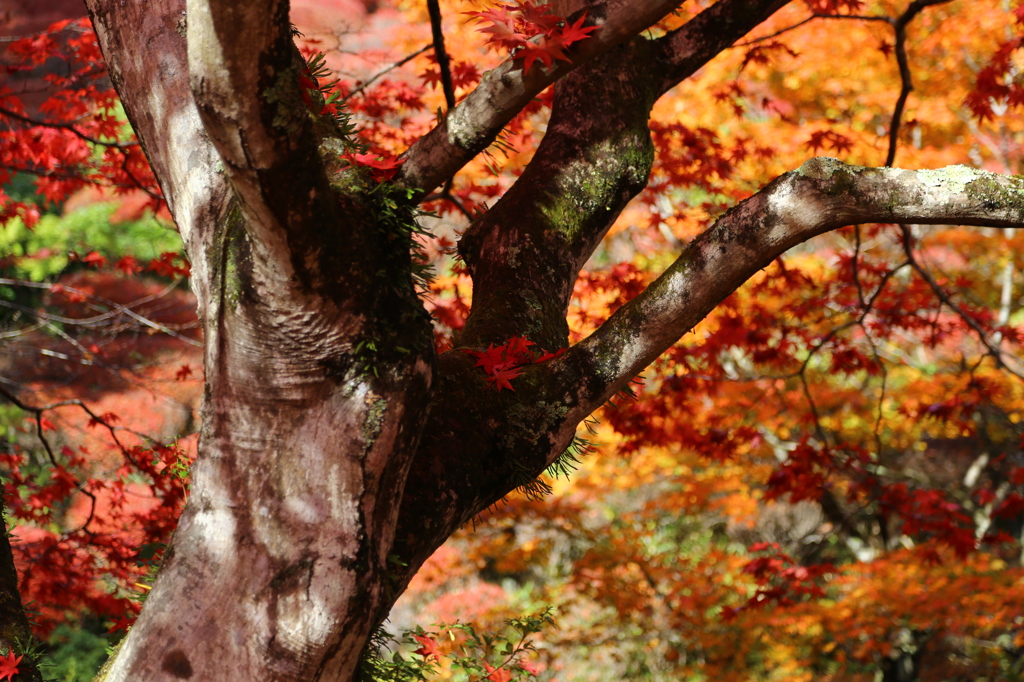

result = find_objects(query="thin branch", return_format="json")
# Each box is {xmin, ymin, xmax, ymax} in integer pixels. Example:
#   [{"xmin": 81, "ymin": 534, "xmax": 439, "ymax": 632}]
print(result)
[
  {"xmin": 0, "ymin": 162, "xmax": 151, "ymax": 195},
  {"xmin": 885, "ymin": 0, "xmax": 955, "ymax": 167},
  {"xmin": 811, "ymin": 12, "xmax": 891, "ymax": 22},
  {"xmin": 0, "ymin": 383, "xmax": 154, "ymax": 461},
  {"xmin": 0, "ymin": 380, "xmax": 180, "ymax": 543},
  {"xmin": 342, "ymin": 44, "xmax": 431, "ymax": 103},
  {"xmin": 422, "ymin": 188, "xmax": 474, "ymax": 220},
  {"xmin": 0, "ymin": 383, "xmax": 60, "ymax": 466},
  {"xmin": 115, "ymin": 147, "xmax": 163, "ymax": 201},
  {"xmin": 732, "ymin": 15, "xmax": 816, "ymax": 46},
  {"xmin": 732, "ymin": 11, "xmax": 890, "ymax": 48},
  {"xmin": 426, "ymin": 0, "xmax": 456, "ymax": 112},
  {"xmin": 0, "ymin": 278, "xmax": 201, "ymax": 346},
  {"xmin": 899, "ymin": 223, "xmax": 1024, "ymax": 381},
  {"xmin": 798, "ymin": 369, "xmax": 829, "ymax": 446},
  {"xmin": 0, "ymin": 104, "xmax": 137, "ymax": 149},
  {"xmin": 860, "ymin": 321, "xmax": 889, "ymax": 458},
  {"xmin": 852, "ymin": 226, "xmax": 866, "ymax": 307},
  {"xmin": 0, "ymin": 322, "xmax": 44, "ymax": 340}
]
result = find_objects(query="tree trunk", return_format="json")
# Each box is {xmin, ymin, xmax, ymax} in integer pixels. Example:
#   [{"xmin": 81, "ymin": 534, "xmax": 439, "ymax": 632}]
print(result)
[{"xmin": 0, "ymin": 492, "xmax": 44, "ymax": 682}]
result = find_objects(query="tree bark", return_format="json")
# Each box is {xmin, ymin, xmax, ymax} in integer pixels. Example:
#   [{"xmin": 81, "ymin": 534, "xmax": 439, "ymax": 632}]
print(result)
[{"xmin": 0, "ymin": 493, "xmax": 43, "ymax": 682}]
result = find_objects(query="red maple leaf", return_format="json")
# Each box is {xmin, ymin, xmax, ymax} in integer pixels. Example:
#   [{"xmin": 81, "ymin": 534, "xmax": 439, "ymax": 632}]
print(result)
[
  {"xmin": 487, "ymin": 366, "xmax": 523, "ymax": 391},
  {"xmin": 87, "ymin": 412, "xmax": 120, "ymax": 428},
  {"xmin": 472, "ymin": 9, "xmax": 526, "ymax": 51},
  {"xmin": 503, "ymin": 335, "xmax": 535, "ymax": 361},
  {"xmin": 517, "ymin": 1, "xmax": 561, "ymax": 32},
  {"xmin": 0, "ymin": 651, "xmax": 22, "ymax": 682},
  {"xmin": 469, "ymin": 344, "xmax": 513, "ymax": 374},
  {"xmin": 533, "ymin": 348, "xmax": 565, "ymax": 363},
  {"xmin": 805, "ymin": 129, "xmax": 853, "ymax": 154},
  {"xmin": 994, "ymin": 493, "xmax": 1024, "ymax": 519},
  {"xmin": 343, "ymin": 151, "xmax": 405, "ymax": 182},
  {"xmin": 519, "ymin": 43, "xmax": 559, "ymax": 74},
  {"xmin": 107, "ymin": 614, "xmax": 137, "ymax": 633},
  {"xmin": 148, "ymin": 251, "xmax": 191, "ymax": 277},
  {"xmin": 80, "ymin": 250, "xmax": 107, "ymax": 268},
  {"xmin": 115, "ymin": 255, "xmax": 142, "ymax": 275},
  {"xmin": 558, "ymin": 12, "xmax": 599, "ymax": 48}
]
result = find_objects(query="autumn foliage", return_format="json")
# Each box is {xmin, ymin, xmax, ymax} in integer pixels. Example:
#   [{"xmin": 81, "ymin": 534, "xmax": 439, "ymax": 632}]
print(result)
[{"xmin": 4, "ymin": 0, "xmax": 1024, "ymax": 679}]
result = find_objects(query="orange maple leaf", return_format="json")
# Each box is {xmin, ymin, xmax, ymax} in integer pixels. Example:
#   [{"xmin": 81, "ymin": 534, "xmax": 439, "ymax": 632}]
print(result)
[
  {"xmin": 412, "ymin": 633, "xmax": 440, "ymax": 660},
  {"xmin": 483, "ymin": 662, "xmax": 513, "ymax": 682}
]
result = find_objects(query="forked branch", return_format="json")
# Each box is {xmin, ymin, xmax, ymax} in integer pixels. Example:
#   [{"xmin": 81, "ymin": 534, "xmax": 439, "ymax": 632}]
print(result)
[{"xmin": 394, "ymin": 0, "xmax": 689, "ymax": 198}]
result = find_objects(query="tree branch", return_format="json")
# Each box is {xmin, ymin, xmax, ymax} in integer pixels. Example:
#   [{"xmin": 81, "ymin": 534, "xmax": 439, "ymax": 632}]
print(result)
[
  {"xmin": 85, "ymin": 0, "xmax": 228, "ymax": 256},
  {"xmin": 186, "ymin": 0, "xmax": 338, "ymax": 251},
  {"xmin": 652, "ymin": 0, "xmax": 792, "ymax": 95},
  {"xmin": 0, "ymin": 104, "xmax": 137, "ymax": 149},
  {"xmin": 394, "ymin": 0, "xmax": 688, "ymax": 198},
  {"xmin": 885, "ymin": 0, "xmax": 954, "ymax": 166},
  {"xmin": 565, "ymin": 159, "xmax": 1024, "ymax": 418},
  {"xmin": 342, "ymin": 44, "xmax": 431, "ymax": 103},
  {"xmin": 899, "ymin": 224, "xmax": 1024, "ymax": 380},
  {"xmin": 426, "ymin": 0, "xmax": 456, "ymax": 112},
  {"xmin": 454, "ymin": 0, "xmax": 791, "ymax": 349}
]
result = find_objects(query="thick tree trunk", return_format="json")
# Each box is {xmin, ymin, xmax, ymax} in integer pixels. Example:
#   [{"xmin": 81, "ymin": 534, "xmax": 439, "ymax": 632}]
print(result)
[{"xmin": 86, "ymin": 0, "xmax": 438, "ymax": 679}]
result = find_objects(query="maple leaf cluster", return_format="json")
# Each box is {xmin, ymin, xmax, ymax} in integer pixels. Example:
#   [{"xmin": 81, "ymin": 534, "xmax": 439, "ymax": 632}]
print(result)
[
  {"xmin": 466, "ymin": 1, "xmax": 599, "ymax": 74},
  {"xmin": 732, "ymin": 542, "xmax": 835, "ymax": 612},
  {"xmin": 466, "ymin": 336, "xmax": 564, "ymax": 391},
  {"xmin": 0, "ymin": 19, "xmax": 162, "ymax": 227},
  {"xmin": 2, "ymin": 428, "xmax": 194, "ymax": 634},
  {"xmin": 420, "ymin": 52, "xmax": 483, "ymax": 96}
]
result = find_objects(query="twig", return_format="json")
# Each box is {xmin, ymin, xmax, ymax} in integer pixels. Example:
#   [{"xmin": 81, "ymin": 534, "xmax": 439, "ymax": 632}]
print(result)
[
  {"xmin": 427, "ymin": 0, "xmax": 456, "ymax": 112},
  {"xmin": 734, "ymin": 12, "xmax": 890, "ymax": 47},
  {"xmin": 899, "ymin": 224, "xmax": 1024, "ymax": 382},
  {"xmin": 0, "ymin": 383, "xmax": 60, "ymax": 466},
  {"xmin": 0, "ymin": 278, "xmax": 201, "ymax": 346},
  {"xmin": 115, "ymin": 147, "xmax": 164, "ymax": 202},
  {"xmin": 885, "ymin": 0, "xmax": 955, "ymax": 167},
  {"xmin": 423, "ymin": 188, "xmax": 474, "ymax": 220},
  {"xmin": 0, "ymin": 104, "xmax": 137, "ymax": 150},
  {"xmin": 733, "ymin": 16, "xmax": 816, "ymax": 46},
  {"xmin": 851, "ymin": 226, "xmax": 866, "ymax": 308},
  {"xmin": 342, "ymin": 44, "xmax": 432, "ymax": 103}
]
